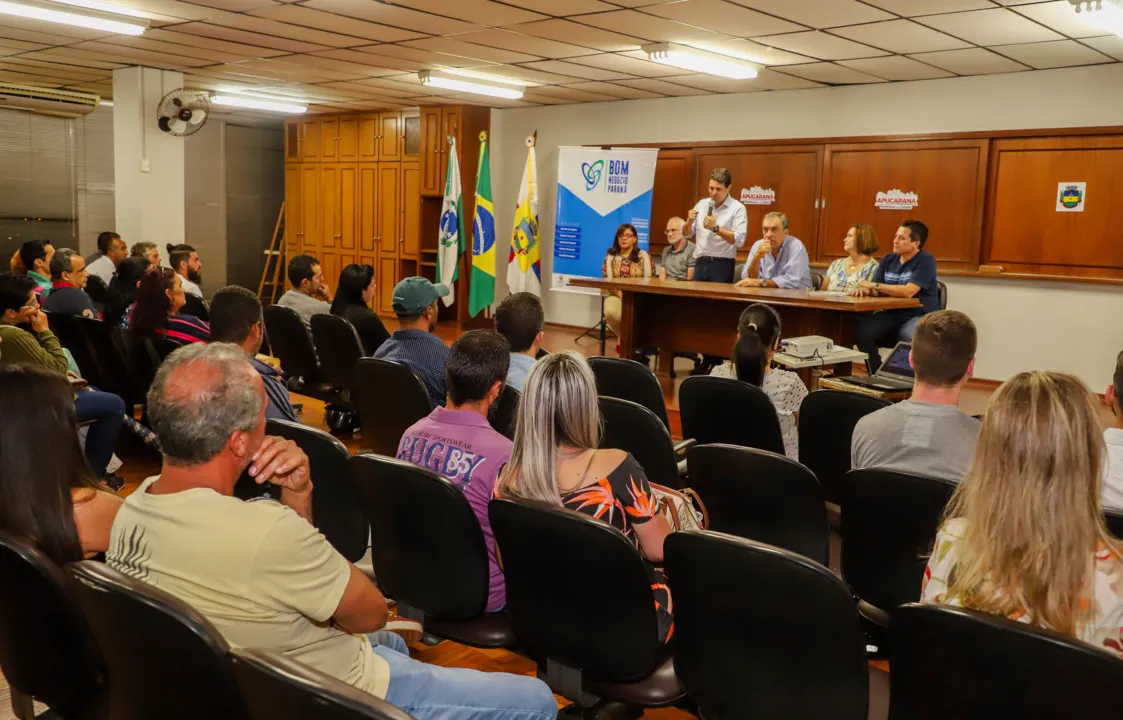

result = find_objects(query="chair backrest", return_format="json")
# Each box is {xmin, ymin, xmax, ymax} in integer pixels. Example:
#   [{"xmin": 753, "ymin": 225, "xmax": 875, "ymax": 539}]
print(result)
[
  {"xmin": 665, "ymin": 531, "xmax": 869, "ymax": 720},
  {"xmin": 350, "ymin": 454, "xmax": 489, "ymax": 620},
  {"xmin": 588, "ymin": 356, "xmax": 671, "ymax": 430},
  {"xmin": 352, "ymin": 358, "xmax": 431, "ymax": 456},
  {"xmin": 488, "ymin": 497, "xmax": 664, "ymax": 681},
  {"xmin": 890, "ymin": 603, "xmax": 1123, "ymax": 719},
  {"xmin": 263, "ymin": 304, "xmax": 319, "ymax": 380},
  {"xmin": 937, "ymin": 280, "xmax": 948, "ymax": 310},
  {"xmin": 65, "ymin": 561, "xmax": 250, "ymax": 720},
  {"xmin": 112, "ymin": 326, "xmax": 161, "ymax": 407},
  {"xmin": 810, "ymin": 270, "xmax": 825, "ymax": 290},
  {"xmin": 490, "ymin": 384, "xmax": 520, "ymax": 441},
  {"xmin": 311, "ymin": 314, "xmax": 365, "ymax": 391},
  {"xmin": 599, "ymin": 396, "xmax": 682, "ymax": 490},
  {"xmin": 687, "ymin": 444, "xmax": 829, "ymax": 565},
  {"xmin": 97, "ymin": 323, "xmax": 144, "ymax": 405},
  {"xmin": 1105, "ymin": 509, "xmax": 1123, "ymax": 538},
  {"xmin": 267, "ymin": 419, "xmax": 368, "ymax": 562},
  {"xmin": 182, "ymin": 292, "xmax": 209, "ymax": 321},
  {"xmin": 230, "ymin": 648, "xmax": 416, "ymax": 720},
  {"xmin": 0, "ymin": 532, "xmax": 106, "ymax": 717},
  {"xmin": 840, "ymin": 468, "xmax": 957, "ymax": 612},
  {"xmin": 679, "ymin": 376, "xmax": 785, "ymax": 455},
  {"xmin": 798, "ymin": 390, "xmax": 891, "ymax": 504},
  {"xmin": 46, "ymin": 312, "xmax": 104, "ymax": 387}
]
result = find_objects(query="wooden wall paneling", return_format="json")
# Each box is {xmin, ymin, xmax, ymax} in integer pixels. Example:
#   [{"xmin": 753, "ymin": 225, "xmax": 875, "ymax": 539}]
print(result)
[
  {"xmin": 284, "ymin": 163, "xmax": 302, "ymax": 256},
  {"xmin": 649, "ymin": 150, "xmax": 695, "ymax": 262},
  {"xmin": 339, "ymin": 163, "xmax": 358, "ymax": 254},
  {"xmin": 338, "ymin": 117, "xmax": 359, "ymax": 162},
  {"xmin": 359, "ymin": 163, "xmax": 378, "ymax": 256},
  {"xmin": 359, "ymin": 115, "xmax": 379, "ymax": 161},
  {"xmin": 320, "ymin": 117, "xmax": 339, "ymax": 161},
  {"xmin": 284, "ymin": 120, "xmax": 301, "ymax": 161},
  {"xmin": 300, "ymin": 119, "xmax": 320, "ymax": 162},
  {"xmin": 379, "ymin": 111, "xmax": 403, "ymax": 162},
  {"xmin": 379, "ymin": 256, "xmax": 397, "ymax": 313},
  {"xmin": 693, "ymin": 145, "xmax": 824, "ymax": 264},
  {"xmin": 320, "ymin": 164, "xmax": 339, "ymax": 251},
  {"xmin": 819, "ymin": 140, "xmax": 987, "ymax": 270},
  {"xmin": 300, "ymin": 164, "xmax": 321, "ymax": 253},
  {"xmin": 401, "ymin": 161, "xmax": 420, "ymax": 258},
  {"xmin": 420, "ymin": 107, "xmax": 442, "ymax": 195}
]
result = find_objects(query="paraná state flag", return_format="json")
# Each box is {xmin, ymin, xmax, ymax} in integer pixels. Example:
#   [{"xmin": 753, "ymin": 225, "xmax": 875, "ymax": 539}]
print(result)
[{"xmin": 436, "ymin": 137, "xmax": 464, "ymax": 307}]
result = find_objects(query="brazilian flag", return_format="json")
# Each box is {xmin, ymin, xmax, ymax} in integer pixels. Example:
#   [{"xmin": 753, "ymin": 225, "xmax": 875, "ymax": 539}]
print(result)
[{"xmin": 469, "ymin": 131, "xmax": 496, "ymax": 318}]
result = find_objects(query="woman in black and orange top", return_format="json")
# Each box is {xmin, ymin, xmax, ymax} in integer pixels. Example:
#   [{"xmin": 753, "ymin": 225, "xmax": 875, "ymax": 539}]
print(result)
[
  {"xmin": 496, "ymin": 350, "xmax": 674, "ymax": 643},
  {"xmin": 128, "ymin": 268, "xmax": 210, "ymax": 346}
]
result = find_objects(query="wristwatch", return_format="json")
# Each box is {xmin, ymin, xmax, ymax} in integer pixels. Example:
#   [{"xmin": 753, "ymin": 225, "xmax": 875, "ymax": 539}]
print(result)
[
  {"xmin": 759, "ymin": 278, "xmax": 767, "ymax": 288},
  {"xmin": 874, "ymin": 282, "xmax": 881, "ymax": 290}
]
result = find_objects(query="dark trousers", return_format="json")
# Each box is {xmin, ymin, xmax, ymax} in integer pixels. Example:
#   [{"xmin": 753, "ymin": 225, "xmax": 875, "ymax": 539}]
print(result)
[
  {"xmin": 856, "ymin": 311, "xmax": 921, "ymax": 374},
  {"xmin": 694, "ymin": 256, "xmax": 734, "ymax": 284},
  {"xmin": 75, "ymin": 389, "xmax": 125, "ymax": 476}
]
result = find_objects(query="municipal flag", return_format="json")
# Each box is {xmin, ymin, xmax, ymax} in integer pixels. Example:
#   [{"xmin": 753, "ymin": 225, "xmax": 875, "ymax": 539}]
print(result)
[
  {"xmin": 436, "ymin": 137, "xmax": 464, "ymax": 307},
  {"xmin": 469, "ymin": 131, "xmax": 496, "ymax": 317},
  {"xmin": 506, "ymin": 135, "xmax": 540, "ymax": 295}
]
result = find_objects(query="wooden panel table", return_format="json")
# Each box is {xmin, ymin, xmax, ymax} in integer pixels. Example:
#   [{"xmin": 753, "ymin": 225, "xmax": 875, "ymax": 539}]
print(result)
[{"xmin": 568, "ymin": 278, "xmax": 920, "ymax": 377}]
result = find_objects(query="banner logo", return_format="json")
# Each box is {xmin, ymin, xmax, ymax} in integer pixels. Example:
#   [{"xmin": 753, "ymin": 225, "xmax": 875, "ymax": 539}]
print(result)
[
  {"xmin": 439, "ymin": 209, "xmax": 459, "ymax": 246},
  {"xmin": 607, "ymin": 159, "xmax": 630, "ymax": 194},
  {"xmin": 581, "ymin": 160, "xmax": 603, "ymax": 191},
  {"xmin": 740, "ymin": 186, "xmax": 776, "ymax": 205},
  {"xmin": 875, "ymin": 189, "xmax": 919, "ymax": 210},
  {"xmin": 1058, "ymin": 183, "xmax": 1084, "ymax": 210}
]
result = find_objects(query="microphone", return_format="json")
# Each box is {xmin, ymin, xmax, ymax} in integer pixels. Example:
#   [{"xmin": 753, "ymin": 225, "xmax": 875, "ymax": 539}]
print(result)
[{"xmin": 707, "ymin": 201, "xmax": 714, "ymax": 217}]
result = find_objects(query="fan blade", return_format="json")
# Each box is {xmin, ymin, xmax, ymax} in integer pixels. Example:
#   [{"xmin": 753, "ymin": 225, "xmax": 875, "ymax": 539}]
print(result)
[
  {"xmin": 169, "ymin": 118, "xmax": 187, "ymax": 134},
  {"xmin": 188, "ymin": 111, "xmax": 206, "ymax": 125}
]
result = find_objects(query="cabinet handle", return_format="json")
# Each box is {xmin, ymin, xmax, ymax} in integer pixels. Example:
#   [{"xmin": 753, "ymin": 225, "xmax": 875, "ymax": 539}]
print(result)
[{"xmin": 399, "ymin": 238, "xmax": 404, "ymax": 245}]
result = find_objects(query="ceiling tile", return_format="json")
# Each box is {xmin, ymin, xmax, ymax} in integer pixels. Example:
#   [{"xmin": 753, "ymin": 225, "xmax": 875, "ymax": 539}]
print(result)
[
  {"xmin": 606, "ymin": 0, "xmax": 683, "ymax": 6},
  {"xmin": 1, "ymin": 57, "xmax": 113, "ymax": 79},
  {"xmin": 72, "ymin": 40, "xmax": 217, "ymax": 67},
  {"xmin": 381, "ymin": 0, "xmax": 546, "ymax": 24},
  {"xmin": 1083, "ymin": 35, "xmax": 1123, "ymax": 61},
  {"xmin": 208, "ymin": 14, "xmax": 373, "ymax": 47},
  {"xmin": 645, "ymin": 0, "xmax": 805, "ymax": 36},
  {"xmin": 449, "ymin": 29, "xmax": 600, "ymax": 58},
  {"xmin": 914, "ymin": 8, "xmax": 1065, "ymax": 46},
  {"xmin": 143, "ymin": 28, "xmax": 289, "ymax": 57},
  {"xmin": 349, "ymin": 44, "xmax": 483, "ymax": 68},
  {"xmin": 611, "ymin": 76, "xmax": 710, "ymax": 95},
  {"xmin": 342, "ymin": 76, "xmax": 451, "ymax": 96},
  {"xmin": 446, "ymin": 63, "xmax": 582, "ymax": 85},
  {"xmin": 517, "ymin": 59, "xmax": 636, "ymax": 80},
  {"xmin": 0, "ymin": 72, "xmax": 63, "ymax": 87},
  {"xmin": 861, "ymin": 0, "xmax": 997, "ymax": 15},
  {"xmin": 0, "ymin": 26, "xmax": 96, "ymax": 45},
  {"xmin": 505, "ymin": 18, "xmax": 646, "ymax": 51},
  {"xmin": 283, "ymin": 54, "xmax": 403, "ymax": 77},
  {"xmin": 908, "ymin": 47, "xmax": 1030, "ymax": 74},
  {"xmin": 570, "ymin": 51, "xmax": 686, "ymax": 77},
  {"xmin": 994, "ymin": 39, "xmax": 1114, "ymax": 68},
  {"xmin": 315, "ymin": 80, "xmax": 419, "ymax": 99},
  {"xmin": 1011, "ymin": 1, "xmax": 1118, "ymax": 39},
  {"xmin": 684, "ymin": 38, "xmax": 812, "ymax": 65},
  {"xmin": 108, "ymin": 35, "xmax": 265, "ymax": 63},
  {"xmin": 441, "ymin": 92, "xmax": 538, "ymax": 107},
  {"xmin": 778, "ymin": 61, "xmax": 886, "ymax": 84},
  {"xmin": 301, "ymin": 0, "xmax": 484, "ymax": 34},
  {"xmin": 753, "ymin": 30, "xmax": 890, "ymax": 60},
  {"xmin": 498, "ymin": 0, "xmax": 616, "ymax": 14},
  {"xmin": 247, "ymin": 6, "xmax": 425, "ymax": 43},
  {"xmin": 657, "ymin": 72, "xmax": 761, "ymax": 93},
  {"xmin": 830, "ymin": 19, "xmax": 972, "ymax": 54},
  {"xmin": 179, "ymin": 0, "xmax": 278, "ymax": 9},
  {"xmin": 172, "ymin": 21, "xmax": 333, "ymax": 52},
  {"xmin": 104, "ymin": 0, "xmax": 224, "ymax": 21},
  {"xmin": 17, "ymin": 50, "xmax": 128, "ymax": 70},
  {"xmin": 572, "ymin": 9, "xmax": 732, "ymax": 43},
  {"xmin": 515, "ymin": 92, "xmax": 569, "ymax": 104},
  {"xmin": 0, "ymin": 43, "xmax": 44, "ymax": 57},
  {"xmin": 400, "ymin": 37, "xmax": 543, "ymax": 64},
  {"xmin": 32, "ymin": 44, "xmax": 184, "ymax": 69},
  {"xmin": 838, "ymin": 55, "xmax": 955, "ymax": 80},
  {"xmin": 227, "ymin": 57, "xmax": 372, "ymax": 81},
  {"xmin": 0, "ymin": 63, "xmax": 99, "ymax": 84},
  {"xmin": 564, "ymin": 80, "xmax": 664, "ymax": 98},
  {"xmin": 519, "ymin": 85, "xmax": 618, "ymax": 102},
  {"xmin": 731, "ymin": 0, "xmax": 895, "ymax": 28},
  {"xmin": 0, "ymin": 16, "xmax": 114, "ymax": 40}
]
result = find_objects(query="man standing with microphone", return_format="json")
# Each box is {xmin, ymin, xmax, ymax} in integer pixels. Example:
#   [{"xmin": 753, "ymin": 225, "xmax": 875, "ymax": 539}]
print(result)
[{"xmin": 683, "ymin": 168, "xmax": 747, "ymax": 284}]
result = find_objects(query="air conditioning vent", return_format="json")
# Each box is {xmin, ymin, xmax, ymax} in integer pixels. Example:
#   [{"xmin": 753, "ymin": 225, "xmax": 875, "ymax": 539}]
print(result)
[{"xmin": 0, "ymin": 83, "xmax": 101, "ymax": 117}]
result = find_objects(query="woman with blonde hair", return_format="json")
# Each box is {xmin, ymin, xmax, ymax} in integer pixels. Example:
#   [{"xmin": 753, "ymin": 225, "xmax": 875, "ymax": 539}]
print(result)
[
  {"xmin": 922, "ymin": 371, "xmax": 1123, "ymax": 656},
  {"xmin": 496, "ymin": 350, "xmax": 674, "ymax": 642},
  {"xmin": 820, "ymin": 224, "xmax": 879, "ymax": 291}
]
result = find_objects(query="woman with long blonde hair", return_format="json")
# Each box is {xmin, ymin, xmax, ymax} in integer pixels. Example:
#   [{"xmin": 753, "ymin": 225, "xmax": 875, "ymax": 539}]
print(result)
[
  {"xmin": 922, "ymin": 371, "xmax": 1123, "ymax": 655},
  {"xmin": 496, "ymin": 350, "xmax": 674, "ymax": 642}
]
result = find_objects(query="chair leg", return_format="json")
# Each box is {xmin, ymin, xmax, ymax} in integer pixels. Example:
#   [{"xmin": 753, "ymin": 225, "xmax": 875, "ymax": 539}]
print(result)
[{"xmin": 10, "ymin": 688, "xmax": 35, "ymax": 720}]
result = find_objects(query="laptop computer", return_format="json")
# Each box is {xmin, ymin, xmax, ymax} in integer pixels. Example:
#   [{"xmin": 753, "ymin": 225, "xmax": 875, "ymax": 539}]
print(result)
[{"xmin": 841, "ymin": 341, "xmax": 915, "ymax": 392}]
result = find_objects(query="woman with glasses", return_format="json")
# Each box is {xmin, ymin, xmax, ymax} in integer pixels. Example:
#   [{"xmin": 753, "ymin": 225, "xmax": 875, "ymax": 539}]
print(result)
[{"xmin": 601, "ymin": 223, "xmax": 652, "ymax": 342}]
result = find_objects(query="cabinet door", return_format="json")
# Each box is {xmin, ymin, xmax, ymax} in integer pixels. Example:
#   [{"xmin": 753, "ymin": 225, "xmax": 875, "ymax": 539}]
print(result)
[
  {"xmin": 379, "ymin": 256, "xmax": 398, "ymax": 312},
  {"xmin": 338, "ymin": 117, "xmax": 359, "ymax": 161},
  {"xmin": 377, "ymin": 163, "xmax": 401, "ymax": 258},
  {"xmin": 320, "ymin": 164, "xmax": 339, "ymax": 251},
  {"xmin": 359, "ymin": 114, "xmax": 378, "ymax": 160},
  {"xmin": 285, "ymin": 120, "xmax": 301, "ymax": 161},
  {"xmin": 300, "ymin": 119, "xmax": 321, "ymax": 162},
  {"xmin": 300, "ymin": 164, "xmax": 321, "ymax": 253},
  {"xmin": 320, "ymin": 253, "xmax": 341, "ymax": 294},
  {"xmin": 378, "ymin": 111, "xmax": 402, "ymax": 162},
  {"xmin": 439, "ymin": 108, "xmax": 463, "ymax": 201},
  {"xmin": 284, "ymin": 164, "xmax": 303, "ymax": 255},
  {"xmin": 359, "ymin": 163, "xmax": 378, "ymax": 254},
  {"xmin": 403, "ymin": 113, "xmax": 421, "ymax": 158},
  {"xmin": 320, "ymin": 117, "xmax": 339, "ymax": 161},
  {"xmin": 339, "ymin": 163, "xmax": 358, "ymax": 253},
  {"xmin": 400, "ymin": 161, "xmax": 421, "ymax": 258},
  {"xmin": 420, "ymin": 107, "xmax": 442, "ymax": 195}
]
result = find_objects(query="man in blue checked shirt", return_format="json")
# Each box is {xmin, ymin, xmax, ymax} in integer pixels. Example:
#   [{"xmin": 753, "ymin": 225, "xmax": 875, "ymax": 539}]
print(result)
[
  {"xmin": 374, "ymin": 277, "xmax": 451, "ymax": 408},
  {"xmin": 735, "ymin": 211, "xmax": 812, "ymax": 289}
]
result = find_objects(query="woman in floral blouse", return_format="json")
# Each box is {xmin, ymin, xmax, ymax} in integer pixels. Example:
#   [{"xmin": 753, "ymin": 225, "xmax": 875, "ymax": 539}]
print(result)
[
  {"xmin": 820, "ymin": 224, "xmax": 879, "ymax": 292},
  {"xmin": 497, "ymin": 350, "xmax": 674, "ymax": 643},
  {"xmin": 602, "ymin": 223, "xmax": 652, "ymax": 339},
  {"xmin": 921, "ymin": 371, "xmax": 1123, "ymax": 657}
]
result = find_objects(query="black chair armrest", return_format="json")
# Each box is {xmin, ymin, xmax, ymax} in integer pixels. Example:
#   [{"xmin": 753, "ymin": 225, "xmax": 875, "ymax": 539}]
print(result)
[{"xmin": 673, "ymin": 438, "xmax": 697, "ymax": 460}]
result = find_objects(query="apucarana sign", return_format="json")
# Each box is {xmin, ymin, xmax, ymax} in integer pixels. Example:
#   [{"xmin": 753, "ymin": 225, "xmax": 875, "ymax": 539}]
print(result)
[
  {"xmin": 875, "ymin": 189, "xmax": 919, "ymax": 210},
  {"xmin": 740, "ymin": 186, "xmax": 776, "ymax": 205}
]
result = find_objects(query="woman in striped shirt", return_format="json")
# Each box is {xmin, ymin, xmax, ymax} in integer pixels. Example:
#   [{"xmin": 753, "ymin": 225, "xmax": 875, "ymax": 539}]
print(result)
[{"xmin": 129, "ymin": 268, "xmax": 210, "ymax": 346}]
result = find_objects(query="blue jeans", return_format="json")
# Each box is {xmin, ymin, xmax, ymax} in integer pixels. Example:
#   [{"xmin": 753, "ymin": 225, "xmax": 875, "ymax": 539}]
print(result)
[
  {"xmin": 898, "ymin": 315, "xmax": 921, "ymax": 342},
  {"xmin": 856, "ymin": 311, "xmax": 924, "ymax": 374},
  {"xmin": 74, "ymin": 389, "xmax": 125, "ymax": 476},
  {"xmin": 367, "ymin": 631, "xmax": 556, "ymax": 720}
]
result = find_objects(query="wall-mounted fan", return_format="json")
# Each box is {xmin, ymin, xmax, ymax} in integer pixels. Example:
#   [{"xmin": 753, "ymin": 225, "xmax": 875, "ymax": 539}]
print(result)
[{"xmin": 156, "ymin": 89, "xmax": 210, "ymax": 137}]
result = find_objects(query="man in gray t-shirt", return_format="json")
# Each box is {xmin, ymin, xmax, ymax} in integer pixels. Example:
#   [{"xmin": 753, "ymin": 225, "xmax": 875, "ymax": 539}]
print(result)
[
  {"xmin": 276, "ymin": 254, "xmax": 332, "ymax": 328},
  {"xmin": 851, "ymin": 310, "xmax": 980, "ymax": 484}
]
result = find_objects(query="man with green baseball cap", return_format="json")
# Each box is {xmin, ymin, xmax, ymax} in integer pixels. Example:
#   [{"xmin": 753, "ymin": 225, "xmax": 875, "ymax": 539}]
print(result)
[{"xmin": 373, "ymin": 276, "xmax": 451, "ymax": 407}]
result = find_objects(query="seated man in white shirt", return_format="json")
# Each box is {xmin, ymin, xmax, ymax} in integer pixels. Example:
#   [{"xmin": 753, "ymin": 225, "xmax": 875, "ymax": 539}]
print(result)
[
  {"xmin": 1103, "ymin": 351, "xmax": 1123, "ymax": 511},
  {"xmin": 494, "ymin": 291, "xmax": 544, "ymax": 393},
  {"xmin": 85, "ymin": 231, "xmax": 128, "ymax": 286}
]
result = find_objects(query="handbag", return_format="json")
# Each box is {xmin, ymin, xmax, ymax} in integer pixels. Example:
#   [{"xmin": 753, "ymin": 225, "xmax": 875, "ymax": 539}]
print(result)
[{"xmin": 650, "ymin": 483, "xmax": 708, "ymax": 532}]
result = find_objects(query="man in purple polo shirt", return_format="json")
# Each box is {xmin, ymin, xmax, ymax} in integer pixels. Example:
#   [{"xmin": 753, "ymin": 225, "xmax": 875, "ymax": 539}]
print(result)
[{"xmin": 396, "ymin": 329, "xmax": 511, "ymax": 611}]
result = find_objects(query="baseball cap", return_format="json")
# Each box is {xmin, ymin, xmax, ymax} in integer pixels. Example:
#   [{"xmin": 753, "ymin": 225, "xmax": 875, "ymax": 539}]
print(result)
[{"xmin": 391, "ymin": 276, "xmax": 450, "ymax": 314}]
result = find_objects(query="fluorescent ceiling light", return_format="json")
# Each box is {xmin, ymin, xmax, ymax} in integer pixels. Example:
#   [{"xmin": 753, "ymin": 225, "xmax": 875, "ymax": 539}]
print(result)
[
  {"xmin": 211, "ymin": 94, "xmax": 307, "ymax": 114},
  {"xmin": 99, "ymin": 99, "xmax": 113, "ymax": 107},
  {"xmin": 642, "ymin": 42, "xmax": 759, "ymax": 80},
  {"xmin": 419, "ymin": 70, "xmax": 524, "ymax": 100},
  {"xmin": 0, "ymin": 0, "xmax": 148, "ymax": 35},
  {"xmin": 218, "ymin": 87, "xmax": 310, "ymax": 104},
  {"xmin": 1069, "ymin": 0, "xmax": 1123, "ymax": 37},
  {"xmin": 441, "ymin": 67, "xmax": 533, "ymax": 87}
]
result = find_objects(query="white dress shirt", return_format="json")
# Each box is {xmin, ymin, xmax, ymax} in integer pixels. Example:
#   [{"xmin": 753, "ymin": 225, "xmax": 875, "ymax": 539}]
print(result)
[
  {"xmin": 684, "ymin": 195, "xmax": 747, "ymax": 260},
  {"xmin": 1103, "ymin": 428, "xmax": 1123, "ymax": 511},
  {"xmin": 86, "ymin": 254, "xmax": 115, "ymax": 285},
  {"xmin": 178, "ymin": 272, "xmax": 203, "ymax": 298},
  {"xmin": 741, "ymin": 236, "xmax": 813, "ymax": 289}
]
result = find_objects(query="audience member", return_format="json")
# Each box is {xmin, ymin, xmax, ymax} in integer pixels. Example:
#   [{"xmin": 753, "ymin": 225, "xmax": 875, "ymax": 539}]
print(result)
[
  {"xmin": 374, "ymin": 277, "xmax": 450, "ymax": 408},
  {"xmin": 330, "ymin": 264, "xmax": 389, "ymax": 355},
  {"xmin": 494, "ymin": 292, "xmax": 544, "ymax": 392},
  {"xmin": 0, "ymin": 364, "xmax": 123, "ymax": 562},
  {"xmin": 398, "ymin": 330, "xmax": 511, "ymax": 611},
  {"xmin": 497, "ymin": 351, "xmax": 673, "ymax": 643},
  {"xmin": 129, "ymin": 268, "xmax": 210, "ymax": 346},
  {"xmin": 42, "ymin": 248, "xmax": 100, "ymax": 319},
  {"xmin": 0, "ymin": 273, "xmax": 124, "ymax": 481},
  {"xmin": 602, "ymin": 223, "xmax": 652, "ymax": 339},
  {"xmin": 711, "ymin": 304, "xmax": 808, "ymax": 459},
  {"xmin": 104, "ymin": 256, "xmax": 149, "ymax": 327},
  {"xmin": 19, "ymin": 240, "xmax": 54, "ymax": 297},
  {"xmin": 107, "ymin": 343, "xmax": 557, "ymax": 719},
  {"xmin": 921, "ymin": 370, "xmax": 1123, "ymax": 658},
  {"xmin": 736, "ymin": 211, "xmax": 813, "ymax": 289},
  {"xmin": 277, "ymin": 254, "xmax": 332, "ymax": 329},
  {"xmin": 85, "ymin": 231, "xmax": 127, "ymax": 286},
  {"xmin": 210, "ymin": 285, "xmax": 300, "ymax": 423},
  {"xmin": 854, "ymin": 220, "xmax": 940, "ymax": 373},
  {"xmin": 167, "ymin": 243, "xmax": 208, "ymax": 320},
  {"xmin": 130, "ymin": 241, "xmax": 159, "ymax": 266},
  {"xmin": 852, "ymin": 310, "xmax": 979, "ymax": 483},
  {"xmin": 821, "ymin": 224, "xmax": 879, "ymax": 291},
  {"xmin": 1101, "ymin": 350, "xmax": 1123, "ymax": 511},
  {"xmin": 659, "ymin": 216, "xmax": 695, "ymax": 281}
]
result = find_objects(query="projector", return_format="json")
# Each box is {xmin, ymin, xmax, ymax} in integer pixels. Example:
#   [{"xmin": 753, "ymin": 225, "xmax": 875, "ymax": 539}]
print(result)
[{"xmin": 781, "ymin": 335, "xmax": 834, "ymax": 359}]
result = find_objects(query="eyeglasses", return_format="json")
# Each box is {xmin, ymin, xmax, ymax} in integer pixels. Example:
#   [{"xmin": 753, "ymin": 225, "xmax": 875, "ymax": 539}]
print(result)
[{"xmin": 664, "ymin": 229, "xmax": 681, "ymax": 235}]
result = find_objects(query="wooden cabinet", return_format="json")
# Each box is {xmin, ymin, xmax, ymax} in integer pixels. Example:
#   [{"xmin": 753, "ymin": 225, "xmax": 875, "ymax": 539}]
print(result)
[
  {"xmin": 377, "ymin": 163, "xmax": 401, "ymax": 259},
  {"xmin": 403, "ymin": 112, "xmax": 420, "ymax": 158},
  {"xmin": 299, "ymin": 164, "xmax": 320, "ymax": 253},
  {"xmin": 420, "ymin": 107, "xmax": 442, "ymax": 195},
  {"xmin": 320, "ymin": 117, "xmax": 339, "ymax": 161},
  {"xmin": 378, "ymin": 112, "xmax": 402, "ymax": 162},
  {"xmin": 300, "ymin": 119, "xmax": 321, "ymax": 162},
  {"xmin": 401, "ymin": 161, "xmax": 420, "ymax": 258},
  {"xmin": 359, "ymin": 115, "xmax": 378, "ymax": 161},
  {"xmin": 339, "ymin": 164, "xmax": 358, "ymax": 253},
  {"xmin": 359, "ymin": 164, "xmax": 378, "ymax": 254},
  {"xmin": 285, "ymin": 120, "xmax": 301, "ymax": 161},
  {"xmin": 338, "ymin": 117, "xmax": 358, "ymax": 161},
  {"xmin": 320, "ymin": 164, "xmax": 339, "ymax": 250},
  {"xmin": 284, "ymin": 164, "xmax": 302, "ymax": 254}
]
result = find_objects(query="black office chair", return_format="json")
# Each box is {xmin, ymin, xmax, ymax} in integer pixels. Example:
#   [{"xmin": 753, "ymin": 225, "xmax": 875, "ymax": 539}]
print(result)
[
  {"xmin": 665, "ymin": 532, "xmax": 885, "ymax": 720},
  {"xmin": 490, "ymin": 384, "xmax": 520, "ymax": 441},
  {"xmin": 352, "ymin": 358, "xmax": 431, "ymax": 456},
  {"xmin": 182, "ymin": 292, "xmax": 209, "ymax": 321},
  {"xmin": 489, "ymin": 497, "xmax": 685, "ymax": 713},
  {"xmin": 588, "ymin": 356, "xmax": 672, "ymax": 431},
  {"xmin": 599, "ymin": 396, "xmax": 689, "ymax": 490},
  {"xmin": 1105, "ymin": 509, "xmax": 1123, "ymax": 538},
  {"xmin": 310, "ymin": 314, "xmax": 364, "ymax": 433},
  {"xmin": 351, "ymin": 454, "xmax": 514, "ymax": 648},
  {"xmin": 262, "ymin": 304, "xmax": 334, "ymax": 402},
  {"xmin": 0, "ymin": 532, "xmax": 107, "ymax": 720},
  {"xmin": 937, "ymin": 280, "xmax": 947, "ymax": 310},
  {"xmin": 66, "ymin": 561, "xmax": 251, "ymax": 720},
  {"xmin": 811, "ymin": 270, "xmax": 825, "ymax": 290},
  {"xmin": 840, "ymin": 469, "xmax": 957, "ymax": 629},
  {"xmin": 798, "ymin": 390, "xmax": 891, "ymax": 518},
  {"xmin": 230, "ymin": 648, "xmax": 416, "ymax": 720},
  {"xmin": 45, "ymin": 312, "xmax": 104, "ymax": 387},
  {"xmin": 687, "ymin": 444, "xmax": 829, "ymax": 566},
  {"xmin": 679, "ymin": 376, "xmax": 785, "ymax": 455},
  {"xmin": 891, "ymin": 603, "xmax": 1123, "ymax": 719}
]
